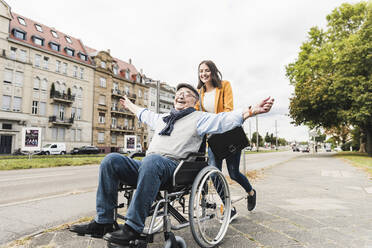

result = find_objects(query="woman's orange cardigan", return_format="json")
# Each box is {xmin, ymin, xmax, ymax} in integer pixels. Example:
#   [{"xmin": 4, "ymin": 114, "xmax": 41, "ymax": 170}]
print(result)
[{"xmin": 195, "ymin": 80, "xmax": 233, "ymax": 113}]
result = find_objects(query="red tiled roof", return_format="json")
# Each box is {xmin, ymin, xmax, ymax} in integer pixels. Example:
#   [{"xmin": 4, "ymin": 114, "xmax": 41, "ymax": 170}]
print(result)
[
  {"xmin": 10, "ymin": 13, "xmax": 91, "ymax": 65},
  {"xmin": 85, "ymin": 45, "xmax": 139, "ymax": 81}
]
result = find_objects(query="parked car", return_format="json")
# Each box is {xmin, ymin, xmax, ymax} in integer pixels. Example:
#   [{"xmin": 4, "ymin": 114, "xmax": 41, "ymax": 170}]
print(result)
[
  {"xmin": 41, "ymin": 143, "xmax": 66, "ymax": 155},
  {"xmin": 71, "ymin": 146, "xmax": 100, "ymax": 155},
  {"xmin": 292, "ymin": 146, "xmax": 300, "ymax": 152},
  {"xmin": 245, "ymin": 146, "xmax": 252, "ymax": 151},
  {"xmin": 301, "ymin": 145, "xmax": 310, "ymax": 153}
]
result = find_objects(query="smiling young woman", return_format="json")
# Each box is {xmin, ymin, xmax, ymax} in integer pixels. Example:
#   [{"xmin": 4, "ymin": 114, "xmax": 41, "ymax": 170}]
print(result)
[{"xmin": 195, "ymin": 60, "xmax": 257, "ymax": 221}]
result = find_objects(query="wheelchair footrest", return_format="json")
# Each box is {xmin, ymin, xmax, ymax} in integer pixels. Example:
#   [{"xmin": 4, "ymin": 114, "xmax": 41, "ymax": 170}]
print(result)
[{"xmin": 107, "ymin": 235, "xmax": 150, "ymax": 248}]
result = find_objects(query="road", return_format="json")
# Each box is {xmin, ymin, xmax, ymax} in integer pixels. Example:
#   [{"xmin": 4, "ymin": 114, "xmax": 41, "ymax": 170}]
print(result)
[{"xmin": 0, "ymin": 151, "xmax": 300, "ymax": 245}]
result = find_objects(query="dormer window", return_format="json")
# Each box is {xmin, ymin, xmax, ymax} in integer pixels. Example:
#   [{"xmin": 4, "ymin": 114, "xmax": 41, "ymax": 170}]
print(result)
[
  {"xmin": 13, "ymin": 29, "xmax": 26, "ymax": 40},
  {"xmin": 32, "ymin": 36, "xmax": 44, "ymax": 46},
  {"xmin": 125, "ymin": 69, "xmax": 130, "ymax": 80},
  {"xmin": 35, "ymin": 24, "xmax": 43, "ymax": 32},
  {"xmin": 78, "ymin": 52, "xmax": 87, "ymax": 61},
  {"xmin": 49, "ymin": 42, "xmax": 60, "ymax": 51},
  {"xmin": 64, "ymin": 47, "xmax": 75, "ymax": 56},
  {"xmin": 65, "ymin": 36, "xmax": 72, "ymax": 44},
  {"xmin": 17, "ymin": 17, "xmax": 26, "ymax": 26},
  {"xmin": 136, "ymin": 74, "xmax": 141, "ymax": 83},
  {"xmin": 51, "ymin": 30, "xmax": 58, "ymax": 38},
  {"xmin": 101, "ymin": 61, "xmax": 106, "ymax": 68}
]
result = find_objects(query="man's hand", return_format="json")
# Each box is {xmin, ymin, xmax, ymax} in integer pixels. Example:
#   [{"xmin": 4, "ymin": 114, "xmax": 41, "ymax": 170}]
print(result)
[
  {"xmin": 253, "ymin": 97, "xmax": 274, "ymax": 115},
  {"xmin": 119, "ymin": 95, "xmax": 140, "ymax": 114}
]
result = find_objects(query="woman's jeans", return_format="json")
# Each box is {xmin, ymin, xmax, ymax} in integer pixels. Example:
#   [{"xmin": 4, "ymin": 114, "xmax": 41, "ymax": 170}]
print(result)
[
  {"xmin": 94, "ymin": 153, "xmax": 177, "ymax": 233},
  {"xmin": 208, "ymin": 147, "xmax": 252, "ymax": 193}
]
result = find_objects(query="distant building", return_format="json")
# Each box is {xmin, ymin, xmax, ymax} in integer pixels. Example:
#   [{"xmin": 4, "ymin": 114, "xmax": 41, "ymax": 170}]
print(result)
[{"xmin": 0, "ymin": 1, "xmax": 94, "ymax": 154}]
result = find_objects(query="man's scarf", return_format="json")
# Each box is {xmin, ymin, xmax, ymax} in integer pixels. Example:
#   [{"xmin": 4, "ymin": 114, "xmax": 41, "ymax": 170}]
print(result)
[{"xmin": 158, "ymin": 107, "xmax": 196, "ymax": 136}]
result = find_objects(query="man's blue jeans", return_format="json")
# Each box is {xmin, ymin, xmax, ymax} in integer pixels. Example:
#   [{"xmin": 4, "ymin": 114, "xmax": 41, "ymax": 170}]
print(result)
[
  {"xmin": 94, "ymin": 153, "xmax": 177, "ymax": 233},
  {"xmin": 208, "ymin": 147, "xmax": 252, "ymax": 193}
]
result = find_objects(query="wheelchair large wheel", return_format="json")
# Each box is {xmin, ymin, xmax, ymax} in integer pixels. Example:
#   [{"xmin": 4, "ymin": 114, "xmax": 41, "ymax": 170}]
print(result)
[{"xmin": 189, "ymin": 166, "xmax": 231, "ymax": 248}]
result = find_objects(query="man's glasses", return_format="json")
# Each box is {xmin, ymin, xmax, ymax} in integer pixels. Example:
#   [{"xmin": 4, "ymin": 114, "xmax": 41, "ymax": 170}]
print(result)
[{"xmin": 175, "ymin": 91, "xmax": 197, "ymax": 99}]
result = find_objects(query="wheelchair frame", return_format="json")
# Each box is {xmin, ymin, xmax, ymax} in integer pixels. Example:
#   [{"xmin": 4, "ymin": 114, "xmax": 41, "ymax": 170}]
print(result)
[{"xmin": 108, "ymin": 152, "xmax": 232, "ymax": 248}]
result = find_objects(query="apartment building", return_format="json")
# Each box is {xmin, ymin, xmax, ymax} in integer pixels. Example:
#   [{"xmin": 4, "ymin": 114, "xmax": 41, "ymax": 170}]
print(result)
[
  {"xmin": 0, "ymin": 1, "xmax": 94, "ymax": 154},
  {"xmin": 86, "ymin": 47, "xmax": 149, "ymax": 153},
  {"xmin": 145, "ymin": 80, "xmax": 175, "ymax": 144}
]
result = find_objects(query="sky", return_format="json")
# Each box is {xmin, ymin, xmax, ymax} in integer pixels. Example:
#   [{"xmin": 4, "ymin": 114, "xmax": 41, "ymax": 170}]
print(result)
[{"xmin": 8, "ymin": 0, "xmax": 361, "ymax": 142}]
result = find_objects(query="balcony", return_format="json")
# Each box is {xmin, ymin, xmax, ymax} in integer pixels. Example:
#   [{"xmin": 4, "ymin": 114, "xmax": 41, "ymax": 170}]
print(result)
[
  {"xmin": 111, "ymin": 106, "xmax": 134, "ymax": 116},
  {"xmin": 159, "ymin": 95, "xmax": 174, "ymax": 104},
  {"xmin": 49, "ymin": 115, "xmax": 74, "ymax": 126},
  {"xmin": 110, "ymin": 125, "xmax": 135, "ymax": 133},
  {"xmin": 111, "ymin": 88, "xmax": 137, "ymax": 100},
  {"xmin": 50, "ymin": 91, "xmax": 75, "ymax": 104}
]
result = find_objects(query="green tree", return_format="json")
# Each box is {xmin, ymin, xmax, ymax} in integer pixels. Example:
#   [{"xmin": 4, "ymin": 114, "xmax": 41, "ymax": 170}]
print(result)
[
  {"xmin": 286, "ymin": 2, "xmax": 372, "ymax": 156},
  {"xmin": 251, "ymin": 132, "xmax": 264, "ymax": 147},
  {"xmin": 264, "ymin": 132, "xmax": 271, "ymax": 144}
]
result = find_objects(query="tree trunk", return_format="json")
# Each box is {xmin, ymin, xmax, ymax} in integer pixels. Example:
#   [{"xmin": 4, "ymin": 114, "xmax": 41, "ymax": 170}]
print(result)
[
  {"xmin": 366, "ymin": 126, "xmax": 372, "ymax": 157},
  {"xmin": 359, "ymin": 128, "xmax": 366, "ymax": 153}
]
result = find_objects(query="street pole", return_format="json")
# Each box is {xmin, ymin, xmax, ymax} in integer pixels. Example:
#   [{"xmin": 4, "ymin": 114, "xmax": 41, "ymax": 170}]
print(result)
[
  {"xmin": 256, "ymin": 115, "xmax": 259, "ymax": 152},
  {"xmin": 275, "ymin": 120, "xmax": 278, "ymax": 150}
]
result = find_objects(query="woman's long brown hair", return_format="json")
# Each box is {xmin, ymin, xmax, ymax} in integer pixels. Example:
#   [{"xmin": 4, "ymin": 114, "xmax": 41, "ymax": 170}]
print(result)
[{"xmin": 197, "ymin": 60, "xmax": 222, "ymax": 90}]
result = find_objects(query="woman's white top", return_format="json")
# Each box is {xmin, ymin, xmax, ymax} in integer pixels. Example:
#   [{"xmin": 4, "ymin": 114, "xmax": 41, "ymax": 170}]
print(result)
[{"xmin": 203, "ymin": 89, "xmax": 216, "ymax": 113}]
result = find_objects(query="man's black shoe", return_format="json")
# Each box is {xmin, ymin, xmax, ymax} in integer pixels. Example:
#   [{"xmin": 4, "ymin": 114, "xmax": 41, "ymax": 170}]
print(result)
[
  {"xmin": 247, "ymin": 189, "xmax": 256, "ymax": 211},
  {"xmin": 103, "ymin": 224, "xmax": 141, "ymax": 245},
  {"xmin": 69, "ymin": 220, "xmax": 115, "ymax": 238}
]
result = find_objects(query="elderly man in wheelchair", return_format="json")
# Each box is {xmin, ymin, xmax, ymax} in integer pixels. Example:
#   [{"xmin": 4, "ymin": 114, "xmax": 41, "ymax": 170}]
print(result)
[{"xmin": 69, "ymin": 83, "xmax": 274, "ymax": 247}]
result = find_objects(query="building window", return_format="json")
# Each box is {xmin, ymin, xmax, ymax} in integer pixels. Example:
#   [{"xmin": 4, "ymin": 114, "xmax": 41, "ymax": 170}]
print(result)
[
  {"xmin": 10, "ymin": 47, "xmax": 16, "ymax": 59},
  {"xmin": 62, "ymin": 62, "xmax": 67, "ymax": 74},
  {"xmin": 113, "ymin": 66, "xmax": 118, "ymax": 75},
  {"xmin": 65, "ymin": 36, "xmax": 72, "ymax": 43},
  {"xmin": 2, "ymin": 95, "xmax": 11, "ymax": 110},
  {"xmin": 51, "ymin": 128, "xmax": 57, "ymax": 140},
  {"xmin": 15, "ymin": 71, "xmax": 23, "ymax": 87},
  {"xmin": 35, "ymin": 24, "xmax": 43, "ymax": 32},
  {"xmin": 13, "ymin": 97, "xmax": 22, "ymax": 112},
  {"xmin": 100, "ymin": 77, "xmax": 106, "ymax": 88},
  {"xmin": 98, "ymin": 132, "xmax": 104, "ymax": 143},
  {"xmin": 58, "ymin": 127, "xmax": 65, "ymax": 141},
  {"xmin": 111, "ymin": 134, "xmax": 117, "ymax": 144},
  {"xmin": 43, "ymin": 57, "xmax": 49, "ymax": 69},
  {"xmin": 138, "ymin": 89, "xmax": 142, "ymax": 98},
  {"xmin": 76, "ymin": 108, "xmax": 81, "ymax": 120},
  {"xmin": 76, "ymin": 129, "xmax": 81, "ymax": 141},
  {"xmin": 124, "ymin": 86, "xmax": 129, "ymax": 95},
  {"xmin": 101, "ymin": 61, "xmax": 106, "ymax": 68},
  {"xmin": 111, "ymin": 117, "xmax": 117, "ymax": 128},
  {"xmin": 99, "ymin": 112, "xmax": 105, "ymax": 123},
  {"xmin": 124, "ymin": 118, "xmax": 129, "ymax": 128},
  {"xmin": 2, "ymin": 123, "xmax": 12, "ymax": 129},
  {"xmin": 32, "ymin": 101, "xmax": 38, "ymax": 114},
  {"xmin": 33, "ymin": 77, "xmax": 40, "ymax": 90},
  {"xmin": 41, "ymin": 79, "xmax": 48, "ymax": 91},
  {"xmin": 80, "ymin": 68, "xmax": 84, "ymax": 79},
  {"xmin": 125, "ymin": 70, "xmax": 130, "ymax": 80},
  {"xmin": 39, "ymin": 102, "xmax": 46, "ymax": 115},
  {"xmin": 56, "ymin": 60, "xmax": 61, "ymax": 72},
  {"xmin": 51, "ymin": 30, "xmax": 58, "ymax": 38},
  {"xmin": 4, "ymin": 69, "xmax": 13, "ymax": 83},
  {"xmin": 49, "ymin": 42, "xmax": 60, "ymax": 52},
  {"xmin": 35, "ymin": 54, "xmax": 41, "ymax": 67},
  {"xmin": 19, "ymin": 50, "xmax": 27, "ymax": 62},
  {"xmin": 99, "ymin": 95, "xmax": 106, "ymax": 105},
  {"xmin": 72, "ymin": 65, "xmax": 77, "ymax": 77},
  {"xmin": 113, "ymin": 82, "xmax": 118, "ymax": 90},
  {"xmin": 136, "ymin": 74, "xmax": 141, "ymax": 83},
  {"xmin": 65, "ymin": 47, "xmax": 74, "ymax": 56},
  {"xmin": 32, "ymin": 36, "xmax": 44, "ymax": 46},
  {"xmin": 151, "ymin": 101, "xmax": 155, "ymax": 107},
  {"xmin": 59, "ymin": 105, "xmax": 65, "ymax": 120},
  {"xmin": 14, "ymin": 29, "xmax": 26, "ymax": 40},
  {"xmin": 18, "ymin": 17, "xmax": 26, "ymax": 25},
  {"xmin": 78, "ymin": 52, "xmax": 87, "ymax": 61}
]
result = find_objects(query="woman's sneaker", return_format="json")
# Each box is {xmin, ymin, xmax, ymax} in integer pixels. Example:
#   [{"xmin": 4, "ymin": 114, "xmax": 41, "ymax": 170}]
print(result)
[
  {"xmin": 229, "ymin": 207, "xmax": 238, "ymax": 223},
  {"xmin": 247, "ymin": 189, "xmax": 256, "ymax": 211}
]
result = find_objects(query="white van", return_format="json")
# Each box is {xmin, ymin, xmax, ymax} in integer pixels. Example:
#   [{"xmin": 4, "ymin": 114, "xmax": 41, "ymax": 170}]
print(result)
[{"xmin": 41, "ymin": 143, "xmax": 66, "ymax": 155}]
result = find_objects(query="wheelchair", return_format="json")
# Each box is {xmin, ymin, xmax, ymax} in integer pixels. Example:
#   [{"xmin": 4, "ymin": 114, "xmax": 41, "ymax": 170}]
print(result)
[{"xmin": 108, "ymin": 152, "xmax": 232, "ymax": 248}]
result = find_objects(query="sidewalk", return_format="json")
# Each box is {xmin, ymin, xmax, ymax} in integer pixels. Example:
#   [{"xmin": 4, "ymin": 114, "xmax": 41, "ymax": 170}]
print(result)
[{"xmin": 3, "ymin": 153, "xmax": 372, "ymax": 248}]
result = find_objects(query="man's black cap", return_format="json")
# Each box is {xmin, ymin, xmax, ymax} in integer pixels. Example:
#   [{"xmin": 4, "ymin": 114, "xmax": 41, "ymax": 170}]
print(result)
[{"xmin": 176, "ymin": 83, "xmax": 199, "ymax": 100}]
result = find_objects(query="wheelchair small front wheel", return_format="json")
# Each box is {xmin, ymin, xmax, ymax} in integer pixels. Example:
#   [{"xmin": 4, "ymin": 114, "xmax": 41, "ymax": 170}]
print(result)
[
  {"xmin": 189, "ymin": 166, "xmax": 231, "ymax": 248},
  {"xmin": 164, "ymin": 235, "xmax": 187, "ymax": 248}
]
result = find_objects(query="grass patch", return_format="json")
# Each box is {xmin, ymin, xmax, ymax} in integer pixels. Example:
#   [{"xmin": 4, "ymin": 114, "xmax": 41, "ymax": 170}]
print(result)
[
  {"xmin": 0, "ymin": 157, "xmax": 104, "ymax": 170},
  {"xmin": 334, "ymin": 152, "xmax": 372, "ymax": 178}
]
